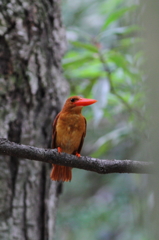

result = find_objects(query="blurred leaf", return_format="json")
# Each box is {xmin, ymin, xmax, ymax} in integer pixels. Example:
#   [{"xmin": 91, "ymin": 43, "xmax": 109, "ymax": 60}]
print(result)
[
  {"xmin": 107, "ymin": 51, "xmax": 128, "ymax": 70},
  {"xmin": 71, "ymin": 41, "xmax": 99, "ymax": 52},
  {"xmin": 91, "ymin": 125, "xmax": 132, "ymax": 158},
  {"xmin": 102, "ymin": 6, "xmax": 136, "ymax": 30},
  {"xmin": 120, "ymin": 37, "xmax": 143, "ymax": 48},
  {"xmin": 63, "ymin": 53, "xmax": 94, "ymax": 68},
  {"xmin": 100, "ymin": 0, "xmax": 124, "ymax": 14},
  {"xmin": 76, "ymin": 66, "xmax": 103, "ymax": 78}
]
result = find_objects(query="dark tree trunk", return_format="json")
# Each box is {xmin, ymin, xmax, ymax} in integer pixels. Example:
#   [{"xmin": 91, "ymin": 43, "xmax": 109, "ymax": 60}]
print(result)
[{"xmin": 0, "ymin": 0, "xmax": 68, "ymax": 239}]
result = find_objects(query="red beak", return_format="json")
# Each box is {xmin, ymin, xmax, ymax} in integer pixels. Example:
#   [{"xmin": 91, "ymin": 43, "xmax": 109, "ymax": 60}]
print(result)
[{"xmin": 74, "ymin": 98, "xmax": 97, "ymax": 106}]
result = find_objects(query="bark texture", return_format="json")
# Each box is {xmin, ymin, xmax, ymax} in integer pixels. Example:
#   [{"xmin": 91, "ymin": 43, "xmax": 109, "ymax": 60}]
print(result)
[
  {"xmin": 0, "ymin": 0, "xmax": 68, "ymax": 239},
  {"xmin": 0, "ymin": 138, "xmax": 154, "ymax": 175}
]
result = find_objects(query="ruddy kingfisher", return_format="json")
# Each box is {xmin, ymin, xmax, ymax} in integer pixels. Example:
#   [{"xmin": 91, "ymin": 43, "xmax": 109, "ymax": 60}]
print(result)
[{"xmin": 50, "ymin": 96, "xmax": 97, "ymax": 182}]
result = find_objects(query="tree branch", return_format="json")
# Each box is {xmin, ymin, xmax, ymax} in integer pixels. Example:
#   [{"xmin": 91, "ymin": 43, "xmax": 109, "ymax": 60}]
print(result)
[{"xmin": 0, "ymin": 138, "xmax": 154, "ymax": 174}]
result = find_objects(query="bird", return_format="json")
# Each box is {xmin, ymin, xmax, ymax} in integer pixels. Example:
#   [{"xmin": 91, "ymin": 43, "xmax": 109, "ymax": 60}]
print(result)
[{"xmin": 50, "ymin": 96, "xmax": 97, "ymax": 182}]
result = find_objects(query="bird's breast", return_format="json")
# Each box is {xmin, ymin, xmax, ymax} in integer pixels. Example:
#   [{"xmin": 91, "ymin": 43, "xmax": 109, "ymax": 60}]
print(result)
[{"xmin": 55, "ymin": 113, "xmax": 85, "ymax": 154}]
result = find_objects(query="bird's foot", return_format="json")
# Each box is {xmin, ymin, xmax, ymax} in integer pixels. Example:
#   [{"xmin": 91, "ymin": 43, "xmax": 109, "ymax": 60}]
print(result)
[
  {"xmin": 76, "ymin": 152, "xmax": 81, "ymax": 157},
  {"xmin": 57, "ymin": 147, "xmax": 62, "ymax": 153}
]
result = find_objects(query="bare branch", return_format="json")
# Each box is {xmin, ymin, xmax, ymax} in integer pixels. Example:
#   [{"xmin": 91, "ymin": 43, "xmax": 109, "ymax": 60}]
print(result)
[{"xmin": 0, "ymin": 138, "xmax": 154, "ymax": 174}]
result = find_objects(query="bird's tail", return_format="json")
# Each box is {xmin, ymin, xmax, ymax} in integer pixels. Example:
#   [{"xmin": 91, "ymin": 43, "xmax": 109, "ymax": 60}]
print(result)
[{"xmin": 50, "ymin": 164, "xmax": 72, "ymax": 182}]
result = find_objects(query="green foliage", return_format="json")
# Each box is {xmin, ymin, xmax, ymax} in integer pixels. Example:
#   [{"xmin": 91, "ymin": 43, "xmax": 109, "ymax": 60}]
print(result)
[
  {"xmin": 57, "ymin": 0, "xmax": 147, "ymax": 239},
  {"xmin": 62, "ymin": 0, "xmax": 143, "ymax": 136},
  {"xmin": 101, "ymin": 6, "xmax": 136, "ymax": 30},
  {"xmin": 71, "ymin": 42, "xmax": 99, "ymax": 53}
]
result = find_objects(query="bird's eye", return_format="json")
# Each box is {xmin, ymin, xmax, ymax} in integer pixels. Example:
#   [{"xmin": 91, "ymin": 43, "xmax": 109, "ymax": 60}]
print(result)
[{"xmin": 70, "ymin": 98, "xmax": 75, "ymax": 102}]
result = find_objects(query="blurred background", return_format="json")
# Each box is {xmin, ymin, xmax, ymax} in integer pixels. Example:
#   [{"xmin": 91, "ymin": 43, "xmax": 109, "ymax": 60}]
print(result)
[
  {"xmin": 55, "ymin": 0, "xmax": 151, "ymax": 239},
  {"xmin": 1, "ymin": 0, "xmax": 158, "ymax": 239}
]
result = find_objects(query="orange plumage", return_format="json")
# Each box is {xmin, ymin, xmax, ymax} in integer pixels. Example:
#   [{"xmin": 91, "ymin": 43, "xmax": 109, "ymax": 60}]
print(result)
[{"xmin": 50, "ymin": 96, "xmax": 97, "ymax": 182}]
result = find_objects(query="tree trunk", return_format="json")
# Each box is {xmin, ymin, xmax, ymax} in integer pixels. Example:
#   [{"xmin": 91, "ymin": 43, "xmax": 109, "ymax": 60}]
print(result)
[{"xmin": 0, "ymin": 0, "xmax": 68, "ymax": 239}]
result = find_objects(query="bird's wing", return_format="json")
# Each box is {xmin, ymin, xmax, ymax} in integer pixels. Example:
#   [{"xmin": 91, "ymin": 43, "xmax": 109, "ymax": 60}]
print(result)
[
  {"xmin": 77, "ymin": 117, "xmax": 87, "ymax": 154},
  {"xmin": 51, "ymin": 112, "xmax": 60, "ymax": 149}
]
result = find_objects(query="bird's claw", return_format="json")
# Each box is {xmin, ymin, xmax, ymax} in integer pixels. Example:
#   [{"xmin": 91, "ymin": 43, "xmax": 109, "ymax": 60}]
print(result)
[
  {"xmin": 57, "ymin": 147, "xmax": 62, "ymax": 153},
  {"xmin": 76, "ymin": 152, "xmax": 81, "ymax": 157}
]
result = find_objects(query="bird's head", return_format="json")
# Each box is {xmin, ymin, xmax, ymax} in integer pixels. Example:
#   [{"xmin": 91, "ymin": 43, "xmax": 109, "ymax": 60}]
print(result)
[{"xmin": 63, "ymin": 96, "xmax": 97, "ymax": 113}]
